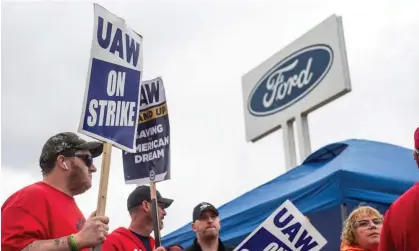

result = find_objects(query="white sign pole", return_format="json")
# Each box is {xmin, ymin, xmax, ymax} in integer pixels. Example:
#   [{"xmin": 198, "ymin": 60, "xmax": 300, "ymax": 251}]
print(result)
[
  {"xmin": 296, "ymin": 113, "xmax": 312, "ymax": 163},
  {"xmin": 282, "ymin": 121, "xmax": 297, "ymax": 171}
]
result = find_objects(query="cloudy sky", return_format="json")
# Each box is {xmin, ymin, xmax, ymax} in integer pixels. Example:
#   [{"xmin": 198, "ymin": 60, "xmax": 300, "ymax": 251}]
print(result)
[{"xmin": 2, "ymin": 0, "xmax": 418, "ymax": 237}]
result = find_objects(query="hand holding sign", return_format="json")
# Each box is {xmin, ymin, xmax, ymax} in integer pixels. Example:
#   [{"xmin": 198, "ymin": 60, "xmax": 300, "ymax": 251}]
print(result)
[{"xmin": 75, "ymin": 211, "xmax": 110, "ymax": 248}]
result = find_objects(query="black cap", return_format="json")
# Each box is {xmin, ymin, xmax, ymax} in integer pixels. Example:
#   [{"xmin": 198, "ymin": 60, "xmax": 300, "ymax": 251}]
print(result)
[
  {"xmin": 193, "ymin": 202, "xmax": 219, "ymax": 222},
  {"xmin": 39, "ymin": 132, "xmax": 103, "ymax": 170},
  {"xmin": 127, "ymin": 185, "xmax": 174, "ymax": 211}
]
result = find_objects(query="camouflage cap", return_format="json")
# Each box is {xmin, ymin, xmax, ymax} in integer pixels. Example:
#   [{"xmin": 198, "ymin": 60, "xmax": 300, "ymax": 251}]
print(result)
[{"xmin": 39, "ymin": 132, "xmax": 103, "ymax": 169}]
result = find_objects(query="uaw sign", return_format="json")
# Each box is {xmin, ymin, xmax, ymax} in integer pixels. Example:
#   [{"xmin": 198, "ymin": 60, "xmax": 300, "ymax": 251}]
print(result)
[
  {"xmin": 78, "ymin": 3, "xmax": 143, "ymax": 153},
  {"xmin": 234, "ymin": 200, "xmax": 327, "ymax": 251},
  {"xmin": 242, "ymin": 14, "xmax": 351, "ymax": 170},
  {"xmin": 122, "ymin": 77, "xmax": 171, "ymax": 185}
]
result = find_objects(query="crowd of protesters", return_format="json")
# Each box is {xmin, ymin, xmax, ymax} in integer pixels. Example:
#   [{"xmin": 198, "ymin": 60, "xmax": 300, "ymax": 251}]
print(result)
[
  {"xmin": 1, "ymin": 127, "xmax": 418, "ymax": 251},
  {"xmin": 0, "ymin": 132, "xmax": 235, "ymax": 251}
]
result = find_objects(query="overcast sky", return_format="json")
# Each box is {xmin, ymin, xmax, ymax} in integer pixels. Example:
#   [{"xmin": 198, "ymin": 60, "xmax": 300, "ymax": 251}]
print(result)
[{"xmin": 2, "ymin": 0, "xmax": 418, "ymax": 237}]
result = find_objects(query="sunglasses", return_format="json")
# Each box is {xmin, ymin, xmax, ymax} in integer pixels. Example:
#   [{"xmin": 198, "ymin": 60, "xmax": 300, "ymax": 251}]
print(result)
[
  {"xmin": 74, "ymin": 154, "xmax": 93, "ymax": 167},
  {"xmin": 354, "ymin": 218, "xmax": 383, "ymax": 229},
  {"xmin": 61, "ymin": 152, "xmax": 93, "ymax": 168}
]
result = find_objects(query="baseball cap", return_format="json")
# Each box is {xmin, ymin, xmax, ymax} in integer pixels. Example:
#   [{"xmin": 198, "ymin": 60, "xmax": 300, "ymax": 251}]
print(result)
[
  {"xmin": 192, "ymin": 202, "xmax": 219, "ymax": 222},
  {"xmin": 39, "ymin": 132, "xmax": 103, "ymax": 170},
  {"xmin": 127, "ymin": 185, "xmax": 174, "ymax": 211},
  {"xmin": 415, "ymin": 127, "xmax": 419, "ymax": 150}
]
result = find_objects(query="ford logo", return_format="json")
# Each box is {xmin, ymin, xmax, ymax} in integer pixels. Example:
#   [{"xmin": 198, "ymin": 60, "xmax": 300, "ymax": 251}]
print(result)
[{"xmin": 248, "ymin": 44, "xmax": 334, "ymax": 116}]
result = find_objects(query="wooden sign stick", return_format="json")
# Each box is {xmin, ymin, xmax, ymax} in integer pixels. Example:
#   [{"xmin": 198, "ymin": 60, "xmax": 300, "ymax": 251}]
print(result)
[
  {"xmin": 150, "ymin": 182, "xmax": 162, "ymax": 247},
  {"xmin": 93, "ymin": 142, "xmax": 113, "ymax": 251}
]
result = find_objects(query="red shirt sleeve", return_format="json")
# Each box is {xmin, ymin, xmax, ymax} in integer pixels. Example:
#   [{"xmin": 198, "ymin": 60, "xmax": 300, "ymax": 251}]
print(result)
[
  {"xmin": 378, "ymin": 208, "xmax": 395, "ymax": 251},
  {"xmin": 1, "ymin": 189, "xmax": 50, "ymax": 250}
]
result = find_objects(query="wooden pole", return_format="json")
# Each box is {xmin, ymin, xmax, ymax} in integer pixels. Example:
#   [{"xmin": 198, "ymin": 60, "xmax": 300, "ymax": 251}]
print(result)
[
  {"xmin": 93, "ymin": 142, "xmax": 113, "ymax": 251},
  {"xmin": 150, "ymin": 182, "xmax": 161, "ymax": 247}
]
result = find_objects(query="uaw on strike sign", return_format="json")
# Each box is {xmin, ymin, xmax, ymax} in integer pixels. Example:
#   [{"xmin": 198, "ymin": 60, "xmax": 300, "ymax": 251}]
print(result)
[
  {"xmin": 122, "ymin": 77, "xmax": 171, "ymax": 185},
  {"xmin": 78, "ymin": 4, "xmax": 142, "ymax": 153},
  {"xmin": 235, "ymin": 200, "xmax": 327, "ymax": 251}
]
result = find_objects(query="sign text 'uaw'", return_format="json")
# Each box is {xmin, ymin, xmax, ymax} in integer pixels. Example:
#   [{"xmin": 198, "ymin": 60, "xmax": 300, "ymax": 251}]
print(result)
[
  {"xmin": 234, "ymin": 200, "xmax": 327, "ymax": 251},
  {"xmin": 122, "ymin": 77, "xmax": 171, "ymax": 185},
  {"xmin": 78, "ymin": 3, "xmax": 143, "ymax": 153}
]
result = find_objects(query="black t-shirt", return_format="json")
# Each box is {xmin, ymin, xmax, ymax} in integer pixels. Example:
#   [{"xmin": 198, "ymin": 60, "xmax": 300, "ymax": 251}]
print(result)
[
  {"xmin": 184, "ymin": 238, "xmax": 235, "ymax": 251},
  {"xmin": 131, "ymin": 230, "xmax": 152, "ymax": 251}
]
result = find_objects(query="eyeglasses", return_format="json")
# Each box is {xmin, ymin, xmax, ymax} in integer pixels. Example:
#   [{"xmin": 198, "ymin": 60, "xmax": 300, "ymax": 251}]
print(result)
[{"xmin": 354, "ymin": 218, "xmax": 383, "ymax": 229}]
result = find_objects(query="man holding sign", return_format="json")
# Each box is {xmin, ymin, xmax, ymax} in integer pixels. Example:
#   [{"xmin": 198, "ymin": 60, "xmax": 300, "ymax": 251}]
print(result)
[
  {"xmin": 102, "ymin": 185, "xmax": 173, "ymax": 251},
  {"xmin": 1, "ymin": 132, "xmax": 110, "ymax": 250}
]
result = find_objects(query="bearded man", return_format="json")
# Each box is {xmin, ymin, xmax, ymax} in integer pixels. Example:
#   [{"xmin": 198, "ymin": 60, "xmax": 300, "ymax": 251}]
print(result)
[{"xmin": 2, "ymin": 132, "xmax": 109, "ymax": 251}]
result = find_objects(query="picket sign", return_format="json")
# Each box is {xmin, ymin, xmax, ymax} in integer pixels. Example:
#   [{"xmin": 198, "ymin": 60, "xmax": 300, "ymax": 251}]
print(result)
[
  {"xmin": 78, "ymin": 3, "xmax": 144, "ymax": 250},
  {"xmin": 233, "ymin": 200, "xmax": 327, "ymax": 251}
]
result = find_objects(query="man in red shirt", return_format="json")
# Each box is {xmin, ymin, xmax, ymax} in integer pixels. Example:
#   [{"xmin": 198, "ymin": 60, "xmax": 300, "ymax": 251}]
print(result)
[
  {"xmin": 378, "ymin": 127, "xmax": 419, "ymax": 251},
  {"xmin": 2, "ymin": 132, "xmax": 110, "ymax": 251},
  {"xmin": 102, "ymin": 185, "xmax": 173, "ymax": 251}
]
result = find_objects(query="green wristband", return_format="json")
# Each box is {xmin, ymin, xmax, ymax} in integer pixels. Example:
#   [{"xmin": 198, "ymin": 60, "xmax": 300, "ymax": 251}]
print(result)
[{"xmin": 68, "ymin": 234, "xmax": 79, "ymax": 251}]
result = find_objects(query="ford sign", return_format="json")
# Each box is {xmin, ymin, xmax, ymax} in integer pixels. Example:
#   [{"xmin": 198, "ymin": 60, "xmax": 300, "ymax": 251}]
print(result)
[{"xmin": 248, "ymin": 44, "xmax": 334, "ymax": 116}]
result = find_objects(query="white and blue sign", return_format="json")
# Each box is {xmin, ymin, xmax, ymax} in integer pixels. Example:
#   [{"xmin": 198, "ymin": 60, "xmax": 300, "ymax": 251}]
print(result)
[
  {"xmin": 78, "ymin": 3, "xmax": 143, "ymax": 153},
  {"xmin": 248, "ymin": 44, "xmax": 333, "ymax": 117},
  {"xmin": 122, "ymin": 77, "xmax": 171, "ymax": 185},
  {"xmin": 242, "ymin": 15, "xmax": 351, "ymax": 144},
  {"xmin": 234, "ymin": 200, "xmax": 327, "ymax": 251}
]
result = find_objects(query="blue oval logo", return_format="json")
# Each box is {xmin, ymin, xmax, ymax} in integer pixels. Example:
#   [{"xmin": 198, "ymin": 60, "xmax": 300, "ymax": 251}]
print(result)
[{"xmin": 248, "ymin": 44, "xmax": 334, "ymax": 116}]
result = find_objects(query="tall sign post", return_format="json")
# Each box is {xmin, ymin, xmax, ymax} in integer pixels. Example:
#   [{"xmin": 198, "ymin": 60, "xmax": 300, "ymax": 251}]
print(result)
[
  {"xmin": 242, "ymin": 14, "xmax": 352, "ymax": 170},
  {"xmin": 78, "ymin": 3, "xmax": 143, "ymax": 250},
  {"xmin": 79, "ymin": 4, "xmax": 171, "ymax": 249}
]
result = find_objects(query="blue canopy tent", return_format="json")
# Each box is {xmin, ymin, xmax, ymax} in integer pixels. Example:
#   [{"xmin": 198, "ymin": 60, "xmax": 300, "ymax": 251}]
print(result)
[{"xmin": 162, "ymin": 139, "xmax": 418, "ymax": 250}]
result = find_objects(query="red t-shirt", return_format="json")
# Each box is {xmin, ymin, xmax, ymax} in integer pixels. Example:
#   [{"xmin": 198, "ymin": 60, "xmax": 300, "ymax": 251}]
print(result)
[
  {"xmin": 102, "ymin": 227, "xmax": 156, "ymax": 251},
  {"xmin": 1, "ymin": 181, "xmax": 88, "ymax": 251},
  {"xmin": 378, "ymin": 182, "xmax": 419, "ymax": 251}
]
